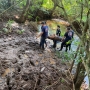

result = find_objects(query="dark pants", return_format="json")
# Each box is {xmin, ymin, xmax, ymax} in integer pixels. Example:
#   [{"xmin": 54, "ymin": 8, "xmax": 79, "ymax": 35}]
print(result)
[
  {"xmin": 60, "ymin": 38, "xmax": 71, "ymax": 51},
  {"xmin": 40, "ymin": 37, "xmax": 46, "ymax": 50},
  {"xmin": 53, "ymin": 40, "xmax": 57, "ymax": 48}
]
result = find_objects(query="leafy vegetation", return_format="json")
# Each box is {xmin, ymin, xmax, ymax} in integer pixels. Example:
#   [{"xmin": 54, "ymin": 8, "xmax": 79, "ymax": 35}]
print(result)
[
  {"xmin": 42, "ymin": 0, "xmax": 54, "ymax": 10},
  {"xmin": 16, "ymin": 29, "xmax": 25, "ymax": 34}
]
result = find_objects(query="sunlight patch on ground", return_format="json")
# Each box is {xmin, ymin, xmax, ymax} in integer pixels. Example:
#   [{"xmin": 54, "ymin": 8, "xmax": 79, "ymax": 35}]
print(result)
[
  {"xmin": 50, "ymin": 59, "xmax": 56, "ymax": 64},
  {"xmin": 11, "ymin": 21, "xmax": 19, "ymax": 28},
  {"xmin": 35, "ymin": 61, "xmax": 39, "ymax": 65},
  {"xmin": 2, "ymin": 68, "xmax": 15, "ymax": 77}
]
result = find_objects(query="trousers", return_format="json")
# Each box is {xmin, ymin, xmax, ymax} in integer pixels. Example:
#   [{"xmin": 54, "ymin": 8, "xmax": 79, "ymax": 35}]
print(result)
[
  {"xmin": 60, "ymin": 38, "xmax": 71, "ymax": 50},
  {"xmin": 40, "ymin": 37, "xmax": 46, "ymax": 50}
]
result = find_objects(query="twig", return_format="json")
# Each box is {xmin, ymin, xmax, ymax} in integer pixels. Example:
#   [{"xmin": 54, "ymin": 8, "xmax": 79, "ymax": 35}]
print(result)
[
  {"xmin": 43, "ymin": 77, "xmax": 61, "ymax": 90},
  {"xmin": 34, "ymin": 76, "xmax": 38, "ymax": 90},
  {"xmin": 69, "ymin": 45, "xmax": 80, "ymax": 72}
]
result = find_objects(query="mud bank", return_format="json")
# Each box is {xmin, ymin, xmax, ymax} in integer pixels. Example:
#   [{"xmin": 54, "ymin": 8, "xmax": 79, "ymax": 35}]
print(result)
[{"xmin": 0, "ymin": 21, "xmax": 73, "ymax": 90}]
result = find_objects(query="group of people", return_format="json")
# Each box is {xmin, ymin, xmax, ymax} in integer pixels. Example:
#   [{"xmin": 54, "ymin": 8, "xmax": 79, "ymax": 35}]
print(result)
[{"xmin": 36, "ymin": 21, "xmax": 74, "ymax": 51}]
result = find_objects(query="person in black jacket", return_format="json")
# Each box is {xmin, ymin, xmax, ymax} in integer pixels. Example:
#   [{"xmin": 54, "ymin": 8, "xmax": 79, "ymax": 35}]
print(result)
[
  {"xmin": 53, "ymin": 25, "xmax": 61, "ymax": 48},
  {"xmin": 59, "ymin": 27, "xmax": 73, "ymax": 51},
  {"xmin": 56, "ymin": 25, "xmax": 61, "ymax": 36}
]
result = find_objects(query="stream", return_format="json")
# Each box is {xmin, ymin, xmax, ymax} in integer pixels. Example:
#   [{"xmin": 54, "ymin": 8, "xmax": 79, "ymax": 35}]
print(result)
[{"xmin": 38, "ymin": 19, "xmax": 89, "ymax": 87}]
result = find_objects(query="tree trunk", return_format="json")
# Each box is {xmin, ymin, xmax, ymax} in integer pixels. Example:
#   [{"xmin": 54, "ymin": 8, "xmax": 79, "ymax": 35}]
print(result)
[
  {"xmin": 69, "ymin": 45, "xmax": 80, "ymax": 72},
  {"xmin": 73, "ymin": 62, "xmax": 85, "ymax": 90},
  {"xmin": 50, "ymin": 0, "xmax": 58, "ymax": 17},
  {"xmin": 17, "ymin": 0, "xmax": 31, "ymax": 23},
  {"xmin": 7, "ymin": 0, "xmax": 11, "ymax": 7},
  {"xmin": 56, "ymin": 0, "xmax": 90, "ymax": 89}
]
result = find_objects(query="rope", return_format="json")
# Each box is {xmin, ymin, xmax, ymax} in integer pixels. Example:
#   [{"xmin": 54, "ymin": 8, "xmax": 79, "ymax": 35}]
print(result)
[{"xmin": 0, "ymin": 0, "xmax": 24, "ymax": 16}]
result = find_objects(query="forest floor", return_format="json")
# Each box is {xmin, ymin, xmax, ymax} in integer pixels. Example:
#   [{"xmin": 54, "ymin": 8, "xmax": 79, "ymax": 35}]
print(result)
[{"xmin": 0, "ymin": 21, "xmax": 74, "ymax": 90}]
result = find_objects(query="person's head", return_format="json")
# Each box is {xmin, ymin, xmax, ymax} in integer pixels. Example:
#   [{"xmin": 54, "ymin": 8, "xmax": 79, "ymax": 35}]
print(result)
[
  {"xmin": 57, "ymin": 25, "xmax": 60, "ymax": 29},
  {"xmin": 67, "ymin": 25, "xmax": 72, "ymax": 29},
  {"xmin": 41, "ymin": 21, "xmax": 46, "ymax": 26},
  {"xmin": 67, "ymin": 27, "xmax": 70, "ymax": 32}
]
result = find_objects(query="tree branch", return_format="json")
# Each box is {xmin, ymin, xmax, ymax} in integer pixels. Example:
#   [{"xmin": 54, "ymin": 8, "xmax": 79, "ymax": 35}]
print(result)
[{"xmin": 80, "ymin": 0, "xmax": 84, "ymax": 23}]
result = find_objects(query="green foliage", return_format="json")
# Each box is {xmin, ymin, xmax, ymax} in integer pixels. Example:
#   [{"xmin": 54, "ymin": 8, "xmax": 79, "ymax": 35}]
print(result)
[
  {"xmin": 60, "ymin": 32, "xmax": 64, "ymax": 37},
  {"xmin": 5, "ymin": 20, "xmax": 14, "ymax": 33},
  {"xmin": 61, "ymin": 0, "xmax": 89, "ymax": 22},
  {"xmin": 40, "ymin": 7, "xmax": 49, "ymax": 14},
  {"xmin": 2, "ymin": 20, "xmax": 14, "ymax": 34},
  {"xmin": 0, "ymin": 0, "xmax": 10, "ymax": 9},
  {"xmin": 16, "ymin": 0, "xmax": 26, "ymax": 8},
  {"xmin": 35, "ymin": 16, "xmax": 40, "ymax": 22},
  {"xmin": 66, "ymin": 40, "xmax": 72, "ymax": 45},
  {"xmin": 73, "ymin": 40, "xmax": 80, "ymax": 46},
  {"xmin": 55, "ymin": 50, "xmax": 74, "ymax": 62},
  {"xmin": 27, "ymin": 12, "xmax": 34, "ymax": 19},
  {"xmin": 16, "ymin": 29, "xmax": 25, "ymax": 34},
  {"xmin": 61, "ymin": 78, "xmax": 65, "ymax": 83},
  {"xmin": 6, "ymin": 20, "xmax": 14, "ymax": 28},
  {"xmin": 0, "ymin": 0, "xmax": 89, "ymax": 22},
  {"xmin": 52, "ymin": 6, "xmax": 64, "ymax": 18},
  {"xmin": 2, "ymin": 28, "xmax": 9, "ymax": 33},
  {"xmin": 42, "ymin": 0, "xmax": 54, "ymax": 10}
]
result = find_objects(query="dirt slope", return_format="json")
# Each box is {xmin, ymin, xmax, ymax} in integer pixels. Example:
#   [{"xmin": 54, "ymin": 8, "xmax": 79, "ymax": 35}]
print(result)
[{"xmin": 0, "ymin": 21, "xmax": 73, "ymax": 90}]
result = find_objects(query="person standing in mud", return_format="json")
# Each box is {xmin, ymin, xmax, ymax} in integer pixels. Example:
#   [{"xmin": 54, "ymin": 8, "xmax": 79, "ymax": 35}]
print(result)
[
  {"xmin": 41, "ymin": 21, "xmax": 48, "ymax": 47},
  {"xmin": 36, "ymin": 21, "xmax": 48, "ymax": 50},
  {"xmin": 53, "ymin": 25, "xmax": 61, "ymax": 48}
]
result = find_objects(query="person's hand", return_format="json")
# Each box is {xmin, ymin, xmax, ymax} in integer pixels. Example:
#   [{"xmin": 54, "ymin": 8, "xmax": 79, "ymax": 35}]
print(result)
[{"xmin": 61, "ymin": 38, "xmax": 64, "ymax": 42}]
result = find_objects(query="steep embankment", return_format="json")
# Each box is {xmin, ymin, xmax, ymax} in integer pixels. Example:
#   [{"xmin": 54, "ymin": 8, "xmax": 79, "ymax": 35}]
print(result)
[{"xmin": 0, "ymin": 21, "xmax": 73, "ymax": 90}]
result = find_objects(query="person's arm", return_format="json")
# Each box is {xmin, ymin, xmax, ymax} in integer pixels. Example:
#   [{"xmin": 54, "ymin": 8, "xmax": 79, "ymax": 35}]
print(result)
[
  {"xmin": 61, "ymin": 36, "xmax": 65, "ymax": 41},
  {"xmin": 56, "ymin": 29, "xmax": 58, "ymax": 35},
  {"xmin": 58, "ymin": 30, "xmax": 61, "ymax": 36},
  {"xmin": 36, "ymin": 32, "xmax": 43, "ymax": 38},
  {"xmin": 61, "ymin": 32, "xmax": 66, "ymax": 41},
  {"xmin": 59, "ymin": 30, "xmax": 61, "ymax": 36}
]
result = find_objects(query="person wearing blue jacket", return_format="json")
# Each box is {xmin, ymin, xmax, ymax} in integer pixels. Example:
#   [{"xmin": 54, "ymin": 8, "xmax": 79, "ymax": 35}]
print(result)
[{"xmin": 37, "ymin": 21, "xmax": 48, "ymax": 50}]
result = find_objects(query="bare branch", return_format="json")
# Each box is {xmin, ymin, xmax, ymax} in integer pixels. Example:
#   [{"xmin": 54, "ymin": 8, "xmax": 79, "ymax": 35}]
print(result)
[
  {"xmin": 43, "ymin": 77, "xmax": 61, "ymax": 90},
  {"xmin": 80, "ymin": 0, "xmax": 84, "ymax": 23},
  {"xmin": 69, "ymin": 45, "xmax": 80, "ymax": 72}
]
